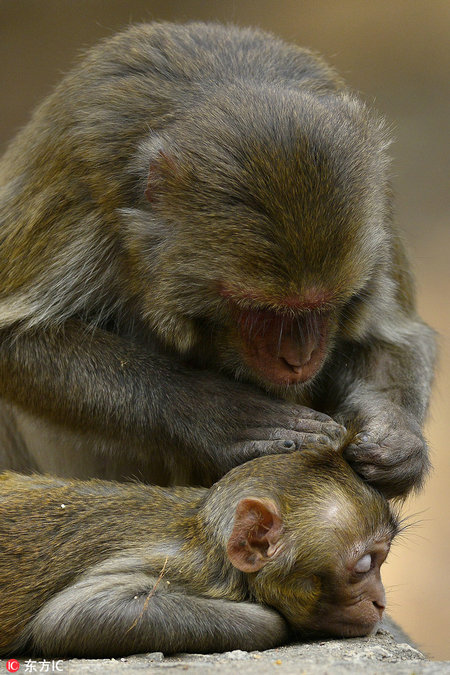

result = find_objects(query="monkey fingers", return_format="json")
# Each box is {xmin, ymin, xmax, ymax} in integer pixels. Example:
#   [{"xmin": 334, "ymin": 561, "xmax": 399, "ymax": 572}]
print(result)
[
  {"xmin": 237, "ymin": 414, "xmax": 345, "ymax": 446},
  {"xmin": 285, "ymin": 406, "xmax": 338, "ymax": 423},
  {"xmin": 250, "ymin": 403, "xmax": 347, "ymax": 441},
  {"xmin": 344, "ymin": 421, "xmax": 429, "ymax": 498},
  {"xmin": 288, "ymin": 412, "xmax": 347, "ymax": 446},
  {"xmin": 229, "ymin": 428, "xmax": 338, "ymax": 463}
]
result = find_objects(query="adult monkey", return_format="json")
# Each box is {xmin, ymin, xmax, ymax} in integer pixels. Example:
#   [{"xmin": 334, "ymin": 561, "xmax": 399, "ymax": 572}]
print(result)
[{"xmin": 0, "ymin": 23, "xmax": 435, "ymax": 496}]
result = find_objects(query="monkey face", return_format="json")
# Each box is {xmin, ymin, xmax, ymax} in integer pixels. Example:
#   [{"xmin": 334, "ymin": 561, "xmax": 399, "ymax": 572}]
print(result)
[
  {"xmin": 224, "ymin": 448, "xmax": 398, "ymax": 638},
  {"xmin": 218, "ymin": 292, "xmax": 335, "ymax": 386},
  {"xmin": 243, "ymin": 488, "xmax": 395, "ymax": 639},
  {"xmin": 306, "ymin": 541, "xmax": 390, "ymax": 638},
  {"xmin": 274, "ymin": 538, "xmax": 391, "ymax": 638},
  {"xmin": 235, "ymin": 306, "xmax": 332, "ymax": 385},
  {"xmin": 279, "ymin": 454, "xmax": 397, "ymax": 637},
  {"xmin": 137, "ymin": 85, "xmax": 390, "ymax": 389}
]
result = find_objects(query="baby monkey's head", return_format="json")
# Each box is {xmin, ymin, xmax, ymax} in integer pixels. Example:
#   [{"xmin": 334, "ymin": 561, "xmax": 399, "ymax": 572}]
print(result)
[{"xmin": 207, "ymin": 444, "xmax": 398, "ymax": 638}]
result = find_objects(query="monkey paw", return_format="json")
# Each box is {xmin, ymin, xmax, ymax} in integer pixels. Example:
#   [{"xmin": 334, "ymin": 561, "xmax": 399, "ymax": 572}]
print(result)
[
  {"xmin": 231, "ymin": 406, "xmax": 347, "ymax": 463},
  {"xmin": 344, "ymin": 417, "xmax": 430, "ymax": 498}
]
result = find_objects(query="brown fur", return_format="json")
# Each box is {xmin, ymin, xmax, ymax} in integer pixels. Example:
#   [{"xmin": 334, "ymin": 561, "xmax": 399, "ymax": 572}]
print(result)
[
  {"xmin": 0, "ymin": 446, "xmax": 397, "ymax": 657},
  {"xmin": 0, "ymin": 22, "xmax": 436, "ymax": 496}
]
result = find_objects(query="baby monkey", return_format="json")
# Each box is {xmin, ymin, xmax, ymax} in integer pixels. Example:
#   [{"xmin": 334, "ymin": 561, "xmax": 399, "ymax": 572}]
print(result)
[{"xmin": 0, "ymin": 447, "xmax": 397, "ymax": 658}]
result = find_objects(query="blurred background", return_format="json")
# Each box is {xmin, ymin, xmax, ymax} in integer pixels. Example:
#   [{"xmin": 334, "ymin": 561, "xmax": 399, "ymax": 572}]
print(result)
[{"xmin": 0, "ymin": 0, "xmax": 448, "ymax": 660}]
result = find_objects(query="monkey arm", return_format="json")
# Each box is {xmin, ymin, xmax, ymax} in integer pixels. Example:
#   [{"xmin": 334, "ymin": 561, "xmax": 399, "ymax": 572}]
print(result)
[
  {"xmin": 0, "ymin": 320, "xmax": 344, "ymax": 481},
  {"xmin": 17, "ymin": 567, "xmax": 288, "ymax": 657},
  {"xmin": 319, "ymin": 315, "xmax": 436, "ymax": 498}
]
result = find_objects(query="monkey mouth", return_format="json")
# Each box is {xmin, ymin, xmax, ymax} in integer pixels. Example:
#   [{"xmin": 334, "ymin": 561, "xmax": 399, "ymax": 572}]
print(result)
[
  {"xmin": 306, "ymin": 598, "xmax": 384, "ymax": 639},
  {"xmin": 327, "ymin": 619, "xmax": 382, "ymax": 639},
  {"xmin": 239, "ymin": 310, "xmax": 330, "ymax": 386},
  {"xmin": 299, "ymin": 614, "xmax": 381, "ymax": 639}
]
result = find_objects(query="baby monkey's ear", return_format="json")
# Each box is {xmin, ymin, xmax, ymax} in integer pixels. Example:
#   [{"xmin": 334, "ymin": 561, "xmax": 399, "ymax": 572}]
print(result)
[{"xmin": 227, "ymin": 498, "xmax": 284, "ymax": 573}]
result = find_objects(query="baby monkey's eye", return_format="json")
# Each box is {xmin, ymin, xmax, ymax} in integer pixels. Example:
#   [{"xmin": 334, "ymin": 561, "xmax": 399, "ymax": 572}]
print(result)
[{"xmin": 354, "ymin": 553, "xmax": 372, "ymax": 574}]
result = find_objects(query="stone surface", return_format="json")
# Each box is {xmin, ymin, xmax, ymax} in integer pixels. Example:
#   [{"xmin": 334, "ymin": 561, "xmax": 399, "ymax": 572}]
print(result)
[{"xmin": 2, "ymin": 619, "xmax": 449, "ymax": 674}]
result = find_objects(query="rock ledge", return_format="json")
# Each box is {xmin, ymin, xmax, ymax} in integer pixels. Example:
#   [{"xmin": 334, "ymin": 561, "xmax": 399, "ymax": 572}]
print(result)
[{"xmin": 2, "ymin": 619, "xmax": 449, "ymax": 674}]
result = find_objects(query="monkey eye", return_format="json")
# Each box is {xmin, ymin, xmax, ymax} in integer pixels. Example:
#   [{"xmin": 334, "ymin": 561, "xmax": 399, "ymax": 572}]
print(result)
[{"xmin": 354, "ymin": 553, "xmax": 372, "ymax": 574}]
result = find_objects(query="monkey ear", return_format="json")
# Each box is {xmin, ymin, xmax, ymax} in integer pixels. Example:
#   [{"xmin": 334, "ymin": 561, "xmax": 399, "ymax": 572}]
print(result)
[{"xmin": 227, "ymin": 498, "xmax": 284, "ymax": 573}]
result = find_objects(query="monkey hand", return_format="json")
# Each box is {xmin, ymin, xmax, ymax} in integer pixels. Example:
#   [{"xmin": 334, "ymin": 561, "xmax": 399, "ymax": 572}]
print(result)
[
  {"xmin": 343, "ymin": 410, "xmax": 430, "ymax": 498},
  {"xmin": 219, "ymin": 395, "xmax": 347, "ymax": 471},
  {"xmin": 173, "ymin": 375, "xmax": 347, "ymax": 481}
]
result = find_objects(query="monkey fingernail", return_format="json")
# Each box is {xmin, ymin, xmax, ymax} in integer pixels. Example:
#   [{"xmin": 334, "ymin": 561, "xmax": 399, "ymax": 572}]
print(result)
[
  {"xmin": 300, "ymin": 434, "xmax": 331, "ymax": 449},
  {"xmin": 327, "ymin": 424, "xmax": 347, "ymax": 439},
  {"xmin": 343, "ymin": 444, "xmax": 361, "ymax": 459}
]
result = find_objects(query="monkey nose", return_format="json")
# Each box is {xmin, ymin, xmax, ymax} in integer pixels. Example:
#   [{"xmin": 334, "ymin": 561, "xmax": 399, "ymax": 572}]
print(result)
[
  {"xmin": 292, "ymin": 347, "xmax": 316, "ymax": 371},
  {"xmin": 372, "ymin": 590, "xmax": 386, "ymax": 618},
  {"xmin": 283, "ymin": 349, "xmax": 314, "ymax": 372},
  {"xmin": 279, "ymin": 338, "xmax": 315, "ymax": 371}
]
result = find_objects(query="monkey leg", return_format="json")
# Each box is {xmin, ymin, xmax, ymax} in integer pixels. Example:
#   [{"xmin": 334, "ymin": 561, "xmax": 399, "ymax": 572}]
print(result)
[{"xmin": 16, "ymin": 569, "xmax": 288, "ymax": 657}]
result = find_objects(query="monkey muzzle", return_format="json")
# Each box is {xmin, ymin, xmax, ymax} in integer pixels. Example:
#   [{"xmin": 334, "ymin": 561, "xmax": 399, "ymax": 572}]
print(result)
[{"xmin": 238, "ymin": 309, "xmax": 330, "ymax": 385}]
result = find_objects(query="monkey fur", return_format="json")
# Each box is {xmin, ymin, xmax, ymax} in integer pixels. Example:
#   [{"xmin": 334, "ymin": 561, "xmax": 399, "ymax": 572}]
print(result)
[
  {"xmin": 0, "ymin": 22, "xmax": 436, "ymax": 496},
  {"xmin": 0, "ymin": 446, "xmax": 397, "ymax": 657}
]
